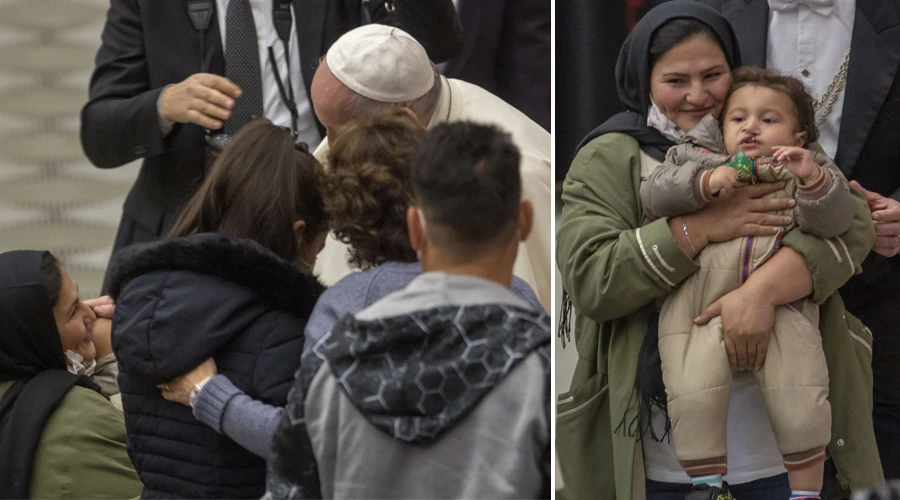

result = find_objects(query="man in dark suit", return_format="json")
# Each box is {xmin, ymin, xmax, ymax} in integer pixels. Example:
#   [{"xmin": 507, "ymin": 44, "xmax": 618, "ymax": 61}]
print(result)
[
  {"xmin": 699, "ymin": 0, "xmax": 900, "ymax": 482},
  {"xmin": 80, "ymin": 0, "xmax": 462, "ymax": 257},
  {"xmin": 441, "ymin": 0, "xmax": 551, "ymax": 130}
]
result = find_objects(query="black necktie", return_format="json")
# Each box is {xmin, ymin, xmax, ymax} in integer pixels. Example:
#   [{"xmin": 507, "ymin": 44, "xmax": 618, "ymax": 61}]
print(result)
[{"xmin": 224, "ymin": 0, "xmax": 264, "ymax": 134}]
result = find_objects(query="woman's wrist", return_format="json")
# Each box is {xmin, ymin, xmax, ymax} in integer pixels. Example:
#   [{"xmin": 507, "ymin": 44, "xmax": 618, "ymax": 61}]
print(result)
[
  {"xmin": 189, "ymin": 376, "xmax": 214, "ymax": 407},
  {"xmin": 669, "ymin": 214, "xmax": 708, "ymax": 258}
]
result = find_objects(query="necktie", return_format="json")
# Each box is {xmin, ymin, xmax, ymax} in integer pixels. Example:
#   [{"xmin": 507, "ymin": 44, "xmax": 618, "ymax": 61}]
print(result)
[
  {"xmin": 768, "ymin": 0, "xmax": 834, "ymax": 16},
  {"xmin": 224, "ymin": 0, "xmax": 264, "ymax": 134}
]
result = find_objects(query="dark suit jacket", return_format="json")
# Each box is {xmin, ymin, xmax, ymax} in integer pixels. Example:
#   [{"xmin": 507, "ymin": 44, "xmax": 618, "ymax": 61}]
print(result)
[
  {"xmin": 80, "ymin": 0, "xmax": 462, "ymax": 255},
  {"xmin": 701, "ymin": 0, "xmax": 900, "ymax": 419},
  {"xmin": 442, "ymin": 0, "xmax": 550, "ymax": 130}
]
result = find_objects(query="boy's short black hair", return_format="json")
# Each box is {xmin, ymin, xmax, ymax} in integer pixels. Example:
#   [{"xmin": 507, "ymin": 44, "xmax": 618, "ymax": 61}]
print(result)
[{"xmin": 410, "ymin": 122, "xmax": 521, "ymax": 246}]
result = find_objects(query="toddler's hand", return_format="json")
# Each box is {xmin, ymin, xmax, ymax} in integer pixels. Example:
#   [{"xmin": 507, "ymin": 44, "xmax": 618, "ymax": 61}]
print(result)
[
  {"xmin": 708, "ymin": 165, "xmax": 745, "ymax": 198},
  {"xmin": 772, "ymin": 146, "xmax": 820, "ymax": 184}
]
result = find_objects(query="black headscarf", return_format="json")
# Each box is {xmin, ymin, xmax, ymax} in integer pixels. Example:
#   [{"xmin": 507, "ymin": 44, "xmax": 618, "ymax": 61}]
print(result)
[
  {"xmin": 0, "ymin": 251, "xmax": 68, "ymax": 381},
  {"xmin": 0, "ymin": 250, "xmax": 101, "ymax": 498},
  {"xmin": 574, "ymin": 0, "xmax": 742, "ymax": 160}
]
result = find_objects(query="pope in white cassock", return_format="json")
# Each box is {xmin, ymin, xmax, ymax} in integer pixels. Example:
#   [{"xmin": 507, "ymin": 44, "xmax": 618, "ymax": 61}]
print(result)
[{"xmin": 308, "ymin": 24, "xmax": 552, "ymax": 310}]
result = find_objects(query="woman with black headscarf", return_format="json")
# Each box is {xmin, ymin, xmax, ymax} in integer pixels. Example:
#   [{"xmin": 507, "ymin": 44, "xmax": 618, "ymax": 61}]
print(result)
[
  {"xmin": 0, "ymin": 250, "xmax": 141, "ymax": 499},
  {"xmin": 554, "ymin": 2, "xmax": 881, "ymax": 499}
]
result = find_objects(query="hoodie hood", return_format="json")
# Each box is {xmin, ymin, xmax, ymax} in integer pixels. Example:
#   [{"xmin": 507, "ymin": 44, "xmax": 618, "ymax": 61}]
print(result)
[
  {"xmin": 315, "ymin": 303, "xmax": 550, "ymax": 444},
  {"xmin": 0, "ymin": 251, "xmax": 66, "ymax": 382}
]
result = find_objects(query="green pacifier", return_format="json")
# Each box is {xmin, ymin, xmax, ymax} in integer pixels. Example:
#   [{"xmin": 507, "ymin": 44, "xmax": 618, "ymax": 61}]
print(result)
[{"xmin": 726, "ymin": 151, "xmax": 757, "ymax": 184}]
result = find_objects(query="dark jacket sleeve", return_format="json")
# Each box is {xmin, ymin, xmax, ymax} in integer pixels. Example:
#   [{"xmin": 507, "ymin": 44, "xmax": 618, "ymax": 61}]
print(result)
[
  {"xmin": 253, "ymin": 312, "xmax": 306, "ymax": 404},
  {"xmin": 80, "ymin": 0, "xmax": 171, "ymax": 169},
  {"xmin": 384, "ymin": 0, "xmax": 464, "ymax": 63}
]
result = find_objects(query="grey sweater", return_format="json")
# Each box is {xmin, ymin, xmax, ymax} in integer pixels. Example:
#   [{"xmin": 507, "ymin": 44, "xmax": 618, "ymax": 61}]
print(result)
[{"xmin": 192, "ymin": 261, "xmax": 543, "ymax": 459}]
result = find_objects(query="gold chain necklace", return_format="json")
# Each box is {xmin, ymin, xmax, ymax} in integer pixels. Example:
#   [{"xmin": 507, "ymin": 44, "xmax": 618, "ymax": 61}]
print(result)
[{"xmin": 812, "ymin": 51, "xmax": 850, "ymax": 128}]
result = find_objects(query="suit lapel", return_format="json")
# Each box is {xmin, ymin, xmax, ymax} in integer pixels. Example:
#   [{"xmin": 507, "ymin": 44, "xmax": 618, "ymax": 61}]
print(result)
[
  {"xmin": 293, "ymin": 0, "xmax": 328, "ymax": 93},
  {"xmin": 721, "ymin": 0, "xmax": 769, "ymax": 67},
  {"xmin": 834, "ymin": 0, "xmax": 900, "ymax": 174}
]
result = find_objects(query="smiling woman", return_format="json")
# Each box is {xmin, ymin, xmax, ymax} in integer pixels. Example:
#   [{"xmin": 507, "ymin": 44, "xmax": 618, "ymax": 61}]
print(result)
[
  {"xmin": 47, "ymin": 255, "xmax": 97, "ymax": 363},
  {"xmin": 555, "ymin": 1, "xmax": 881, "ymax": 499},
  {"xmin": 0, "ymin": 250, "xmax": 141, "ymax": 499},
  {"xmin": 648, "ymin": 21, "xmax": 733, "ymax": 136}
]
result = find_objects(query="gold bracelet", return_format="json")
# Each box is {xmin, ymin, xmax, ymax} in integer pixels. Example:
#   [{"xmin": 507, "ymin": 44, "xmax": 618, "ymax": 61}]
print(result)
[{"xmin": 681, "ymin": 217, "xmax": 698, "ymax": 254}]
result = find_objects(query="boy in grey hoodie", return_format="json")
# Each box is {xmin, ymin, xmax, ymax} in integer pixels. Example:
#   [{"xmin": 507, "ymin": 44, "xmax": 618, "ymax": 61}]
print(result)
[{"xmin": 266, "ymin": 121, "xmax": 551, "ymax": 499}]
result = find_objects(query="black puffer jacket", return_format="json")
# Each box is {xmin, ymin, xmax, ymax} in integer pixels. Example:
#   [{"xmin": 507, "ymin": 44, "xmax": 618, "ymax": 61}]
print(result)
[{"xmin": 106, "ymin": 234, "xmax": 325, "ymax": 499}]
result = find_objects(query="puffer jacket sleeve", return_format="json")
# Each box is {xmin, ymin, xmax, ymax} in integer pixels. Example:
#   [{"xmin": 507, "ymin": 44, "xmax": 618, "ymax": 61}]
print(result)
[
  {"xmin": 253, "ymin": 310, "xmax": 308, "ymax": 405},
  {"xmin": 792, "ymin": 152, "xmax": 857, "ymax": 239},
  {"xmin": 557, "ymin": 133, "xmax": 700, "ymax": 324},
  {"xmin": 640, "ymin": 158, "xmax": 707, "ymax": 220}
]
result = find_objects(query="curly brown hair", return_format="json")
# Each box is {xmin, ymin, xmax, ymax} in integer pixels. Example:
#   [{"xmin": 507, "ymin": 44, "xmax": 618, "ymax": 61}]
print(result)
[
  {"xmin": 326, "ymin": 108, "xmax": 426, "ymax": 270},
  {"xmin": 726, "ymin": 66, "xmax": 819, "ymax": 145}
]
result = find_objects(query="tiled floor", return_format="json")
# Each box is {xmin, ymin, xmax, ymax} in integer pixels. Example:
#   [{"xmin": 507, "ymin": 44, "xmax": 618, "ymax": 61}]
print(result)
[{"xmin": 0, "ymin": 0, "xmax": 139, "ymax": 298}]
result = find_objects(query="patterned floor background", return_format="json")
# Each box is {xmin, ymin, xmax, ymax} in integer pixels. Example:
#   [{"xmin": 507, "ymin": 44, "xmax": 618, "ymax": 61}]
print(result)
[{"xmin": 0, "ymin": 0, "xmax": 138, "ymax": 298}]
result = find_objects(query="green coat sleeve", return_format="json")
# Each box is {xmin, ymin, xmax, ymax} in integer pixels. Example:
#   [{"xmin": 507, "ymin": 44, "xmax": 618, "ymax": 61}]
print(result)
[
  {"xmin": 556, "ymin": 134, "xmax": 699, "ymax": 324},
  {"xmin": 30, "ymin": 387, "xmax": 142, "ymax": 499},
  {"xmin": 781, "ymin": 185, "xmax": 876, "ymax": 304}
]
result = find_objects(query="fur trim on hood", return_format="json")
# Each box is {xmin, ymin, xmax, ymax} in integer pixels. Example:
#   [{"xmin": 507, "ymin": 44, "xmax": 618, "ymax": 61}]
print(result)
[{"xmin": 105, "ymin": 233, "xmax": 325, "ymax": 318}]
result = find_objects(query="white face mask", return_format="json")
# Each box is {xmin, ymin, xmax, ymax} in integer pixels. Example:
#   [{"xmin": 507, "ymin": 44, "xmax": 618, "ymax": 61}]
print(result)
[
  {"xmin": 647, "ymin": 96, "xmax": 686, "ymax": 143},
  {"xmin": 65, "ymin": 350, "xmax": 97, "ymax": 377}
]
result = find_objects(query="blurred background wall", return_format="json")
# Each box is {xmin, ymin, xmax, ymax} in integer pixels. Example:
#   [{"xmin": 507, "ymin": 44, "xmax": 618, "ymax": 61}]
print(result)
[{"xmin": 0, "ymin": 0, "xmax": 139, "ymax": 299}]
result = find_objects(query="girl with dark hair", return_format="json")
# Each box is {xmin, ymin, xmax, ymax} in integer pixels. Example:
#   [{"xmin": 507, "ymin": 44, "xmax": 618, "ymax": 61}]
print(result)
[
  {"xmin": 104, "ymin": 119, "xmax": 329, "ymax": 499},
  {"xmin": 555, "ymin": 2, "xmax": 880, "ymax": 499},
  {"xmin": 0, "ymin": 250, "xmax": 141, "ymax": 499}
]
